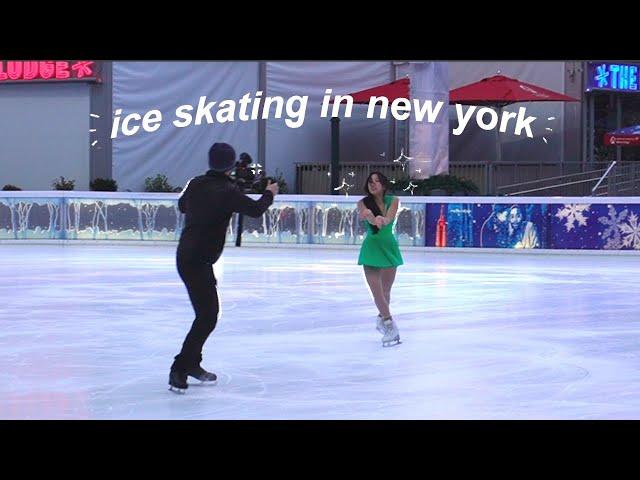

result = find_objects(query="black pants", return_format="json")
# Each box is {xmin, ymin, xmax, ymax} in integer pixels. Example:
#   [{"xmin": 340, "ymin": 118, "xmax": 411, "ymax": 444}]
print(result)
[{"xmin": 172, "ymin": 256, "xmax": 219, "ymax": 371}]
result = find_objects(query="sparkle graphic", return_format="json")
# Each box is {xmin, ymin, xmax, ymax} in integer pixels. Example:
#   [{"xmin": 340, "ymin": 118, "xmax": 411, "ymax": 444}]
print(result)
[
  {"xmin": 333, "ymin": 178, "xmax": 353, "ymax": 196},
  {"xmin": 403, "ymin": 181, "xmax": 418, "ymax": 195},
  {"xmin": 542, "ymin": 116, "xmax": 557, "ymax": 145},
  {"xmin": 393, "ymin": 148, "xmax": 414, "ymax": 171},
  {"xmin": 248, "ymin": 163, "xmax": 263, "ymax": 176},
  {"xmin": 90, "ymin": 114, "xmax": 99, "ymax": 149}
]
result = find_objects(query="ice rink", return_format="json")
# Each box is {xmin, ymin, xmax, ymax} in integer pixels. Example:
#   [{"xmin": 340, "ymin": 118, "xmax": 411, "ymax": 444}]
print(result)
[{"xmin": 1, "ymin": 243, "xmax": 639, "ymax": 419}]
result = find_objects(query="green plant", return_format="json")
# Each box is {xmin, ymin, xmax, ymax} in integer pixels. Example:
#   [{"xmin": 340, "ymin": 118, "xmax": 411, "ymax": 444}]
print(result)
[
  {"xmin": 90, "ymin": 178, "xmax": 118, "ymax": 191},
  {"xmin": 422, "ymin": 174, "xmax": 479, "ymax": 195},
  {"xmin": 2, "ymin": 184, "xmax": 22, "ymax": 191},
  {"xmin": 144, "ymin": 174, "xmax": 175, "ymax": 192},
  {"xmin": 252, "ymin": 169, "xmax": 288, "ymax": 194},
  {"xmin": 52, "ymin": 176, "xmax": 75, "ymax": 191}
]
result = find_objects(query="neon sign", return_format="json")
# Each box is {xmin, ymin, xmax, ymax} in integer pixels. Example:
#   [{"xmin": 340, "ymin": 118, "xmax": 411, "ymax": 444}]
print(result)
[
  {"xmin": 586, "ymin": 62, "xmax": 639, "ymax": 92},
  {"xmin": 0, "ymin": 61, "xmax": 99, "ymax": 83}
]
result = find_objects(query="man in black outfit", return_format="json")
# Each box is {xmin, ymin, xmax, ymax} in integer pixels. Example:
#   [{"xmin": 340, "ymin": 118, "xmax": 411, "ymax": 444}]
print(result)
[{"xmin": 169, "ymin": 142, "xmax": 279, "ymax": 393}]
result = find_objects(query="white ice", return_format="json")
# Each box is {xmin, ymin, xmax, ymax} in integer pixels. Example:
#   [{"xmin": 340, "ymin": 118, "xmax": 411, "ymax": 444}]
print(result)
[{"xmin": 1, "ymin": 244, "xmax": 640, "ymax": 419}]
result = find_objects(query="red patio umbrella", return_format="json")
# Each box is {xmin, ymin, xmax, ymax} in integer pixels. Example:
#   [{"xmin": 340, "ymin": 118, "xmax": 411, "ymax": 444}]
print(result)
[
  {"xmin": 449, "ymin": 74, "xmax": 579, "ymax": 169},
  {"xmin": 450, "ymin": 74, "xmax": 577, "ymax": 106},
  {"xmin": 335, "ymin": 77, "xmax": 410, "ymax": 104},
  {"xmin": 328, "ymin": 78, "xmax": 411, "ymax": 193}
]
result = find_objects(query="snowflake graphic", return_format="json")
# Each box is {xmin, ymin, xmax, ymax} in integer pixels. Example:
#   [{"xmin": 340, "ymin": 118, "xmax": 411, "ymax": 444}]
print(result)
[
  {"xmin": 596, "ymin": 64, "xmax": 610, "ymax": 88},
  {"xmin": 72, "ymin": 61, "xmax": 95, "ymax": 78},
  {"xmin": 555, "ymin": 204, "xmax": 591, "ymax": 232},
  {"xmin": 620, "ymin": 212, "xmax": 640, "ymax": 249},
  {"xmin": 598, "ymin": 205, "xmax": 628, "ymax": 249}
]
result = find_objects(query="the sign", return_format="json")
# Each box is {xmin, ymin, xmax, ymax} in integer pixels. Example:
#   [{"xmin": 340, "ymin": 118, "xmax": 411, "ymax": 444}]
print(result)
[
  {"xmin": 0, "ymin": 61, "xmax": 99, "ymax": 83},
  {"xmin": 586, "ymin": 62, "xmax": 639, "ymax": 93},
  {"xmin": 604, "ymin": 125, "xmax": 640, "ymax": 146}
]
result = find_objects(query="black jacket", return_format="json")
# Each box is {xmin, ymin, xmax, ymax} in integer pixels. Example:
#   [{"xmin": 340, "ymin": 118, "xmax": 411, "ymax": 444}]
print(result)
[{"xmin": 177, "ymin": 170, "xmax": 274, "ymax": 263}]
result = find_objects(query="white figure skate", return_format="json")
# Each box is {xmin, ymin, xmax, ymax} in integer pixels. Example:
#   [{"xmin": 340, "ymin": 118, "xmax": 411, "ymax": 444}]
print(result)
[{"xmin": 381, "ymin": 317, "xmax": 401, "ymax": 347}]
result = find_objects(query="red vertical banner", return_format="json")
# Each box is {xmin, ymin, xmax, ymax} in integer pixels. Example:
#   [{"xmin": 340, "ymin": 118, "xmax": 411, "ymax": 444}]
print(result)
[{"xmin": 436, "ymin": 204, "xmax": 447, "ymax": 247}]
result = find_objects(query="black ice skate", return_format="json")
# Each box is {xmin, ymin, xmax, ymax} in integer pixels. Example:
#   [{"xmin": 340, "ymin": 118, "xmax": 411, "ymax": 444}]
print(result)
[
  {"xmin": 168, "ymin": 368, "xmax": 188, "ymax": 394},
  {"xmin": 187, "ymin": 366, "xmax": 217, "ymax": 385}
]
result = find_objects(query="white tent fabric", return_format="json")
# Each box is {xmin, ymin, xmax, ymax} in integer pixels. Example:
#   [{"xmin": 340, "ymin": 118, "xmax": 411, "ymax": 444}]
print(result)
[
  {"xmin": 265, "ymin": 61, "xmax": 393, "ymax": 189},
  {"xmin": 0, "ymin": 83, "xmax": 90, "ymax": 190},
  {"xmin": 408, "ymin": 62, "xmax": 450, "ymax": 178},
  {"xmin": 112, "ymin": 62, "xmax": 259, "ymax": 192}
]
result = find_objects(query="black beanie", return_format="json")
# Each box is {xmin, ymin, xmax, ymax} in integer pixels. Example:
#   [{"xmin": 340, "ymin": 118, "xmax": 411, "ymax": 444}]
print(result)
[{"xmin": 208, "ymin": 142, "xmax": 236, "ymax": 172}]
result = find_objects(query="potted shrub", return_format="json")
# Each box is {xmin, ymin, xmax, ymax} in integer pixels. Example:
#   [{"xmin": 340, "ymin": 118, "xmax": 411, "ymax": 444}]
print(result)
[
  {"xmin": 90, "ymin": 178, "xmax": 118, "ymax": 191},
  {"xmin": 52, "ymin": 176, "xmax": 75, "ymax": 190},
  {"xmin": 144, "ymin": 174, "xmax": 175, "ymax": 192}
]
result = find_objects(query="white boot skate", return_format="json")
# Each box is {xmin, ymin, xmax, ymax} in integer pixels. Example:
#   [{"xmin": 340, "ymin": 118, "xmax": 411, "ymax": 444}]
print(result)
[
  {"xmin": 381, "ymin": 317, "xmax": 401, "ymax": 347},
  {"xmin": 376, "ymin": 314, "xmax": 385, "ymax": 334}
]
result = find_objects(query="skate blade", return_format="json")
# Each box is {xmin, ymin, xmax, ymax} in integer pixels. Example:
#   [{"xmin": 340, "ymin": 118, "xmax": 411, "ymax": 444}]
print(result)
[
  {"xmin": 168, "ymin": 385, "xmax": 187, "ymax": 394},
  {"xmin": 188, "ymin": 373, "xmax": 218, "ymax": 385},
  {"xmin": 382, "ymin": 338, "xmax": 402, "ymax": 348},
  {"xmin": 193, "ymin": 379, "xmax": 218, "ymax": 386}
]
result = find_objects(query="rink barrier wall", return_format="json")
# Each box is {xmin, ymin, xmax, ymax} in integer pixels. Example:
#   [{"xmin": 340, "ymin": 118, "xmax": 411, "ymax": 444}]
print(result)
[{"xmin": 1, "ymin": 192, "xmax": 639, "ymax": 251}]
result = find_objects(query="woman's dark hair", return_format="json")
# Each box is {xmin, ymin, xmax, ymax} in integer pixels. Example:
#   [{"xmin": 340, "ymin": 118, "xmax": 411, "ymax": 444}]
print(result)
[
  {"xmin": 361, "ymin": 171, "xmax": 389, "ymax": 235},
  {"xmin": 363, "ymin": 171, "xmax": 389, "ymax": 197}
]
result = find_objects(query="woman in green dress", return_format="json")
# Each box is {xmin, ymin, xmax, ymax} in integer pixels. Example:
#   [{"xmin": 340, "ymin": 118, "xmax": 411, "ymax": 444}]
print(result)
[{"xmin": 357, "ymin": 172, "xmax": 403, "ymax": 347}]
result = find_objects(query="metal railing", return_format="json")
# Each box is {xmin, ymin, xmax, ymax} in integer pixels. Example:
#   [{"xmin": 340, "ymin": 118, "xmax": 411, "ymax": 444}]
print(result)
[
  {"xmin": 295, "ymin": 162, "xmax": 406, "ymax": 195},
  {"xmin": 590, "ymin": 161, "xmax": 617, "ymax": 195},
  {"xmin": 295, "ymin": 160, "xmax": 637, "ymax": 196},
  {"xmin": 296, "ymin": 161, "xmax": 496, "ymax": 195},
  {"xmin": 497, "ymin": 161, "xmax": 640, "ymax": 197}
]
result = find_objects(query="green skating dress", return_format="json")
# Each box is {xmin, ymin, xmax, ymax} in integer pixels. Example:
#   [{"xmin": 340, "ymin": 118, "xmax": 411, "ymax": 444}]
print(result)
[{"xmin": 358, "ymin": 195, "xmax": 404, "ymax": 268}]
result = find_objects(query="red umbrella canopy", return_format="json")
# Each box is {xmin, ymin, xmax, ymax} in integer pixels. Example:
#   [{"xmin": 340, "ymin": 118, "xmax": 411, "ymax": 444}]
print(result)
[
  {"xmin": 449, "ymin": 74, "xmax": 578, "ymax": 107},
  {"xmin": 332, "ymin": 77, "xmax": 410, "ymax": 104}
]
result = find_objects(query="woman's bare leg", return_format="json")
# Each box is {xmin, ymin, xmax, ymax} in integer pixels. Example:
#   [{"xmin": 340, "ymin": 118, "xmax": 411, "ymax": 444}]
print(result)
[
  {"xmin": 363, "ymin": 266, "xmax": 390, "ymax": 318},
  {"xmin": 380, "ymin": 267, "xmax": 397, "ymax": 308}
]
